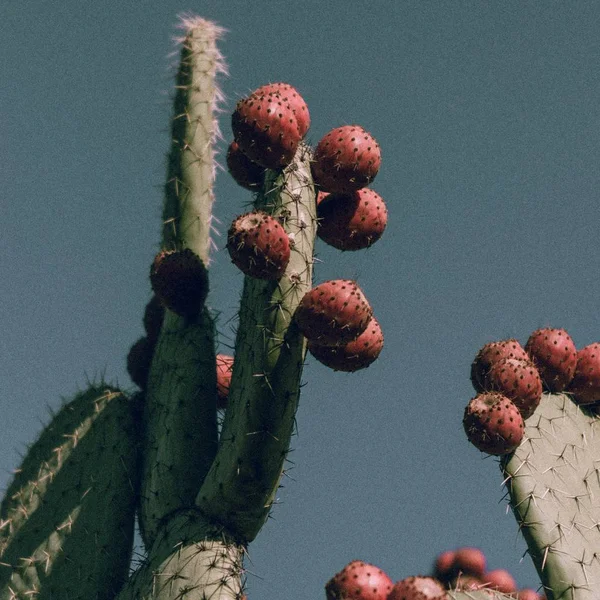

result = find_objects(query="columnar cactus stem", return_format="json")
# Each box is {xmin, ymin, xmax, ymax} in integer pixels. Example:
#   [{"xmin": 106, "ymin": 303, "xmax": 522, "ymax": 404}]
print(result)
[
  {"xmin": 196, "ymin": 145, "xmax": 316, "ymax": 542},
  {"xmin": 139, "ymin": 16, "xmax": 225, "ymax": 548},
  {"xmin": 502, "ymin": 394, "xmax": 600, "ymax": 600}
]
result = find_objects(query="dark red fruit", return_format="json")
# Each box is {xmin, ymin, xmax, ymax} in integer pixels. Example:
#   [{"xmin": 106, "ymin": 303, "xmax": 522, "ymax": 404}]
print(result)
[
  {"xmin": 325, "ymin": 560, "xmax": 393, "ymax": 600},
  {"xmin": 226, "ymin": 211, "xmax": 291, "ymax": 279},
  {"xmin": 486, "ymin": 358, "xmax": 542, "ymax": 419},
  {"xmin": 471, "ymin": 339, "xmax": 529, "ymax": 392},
  {"xmin": 317, "ymin": 188, "xmax": 388, "ymax": 251},
  {"xmin": 143, "ymin": 295, "xmax": 165, "ymax": 343},
  {"xmin": 295, "ymin": 279, "xmax": 373, "ymax": 346},
  {"xmin": 567, "ymin": 343, "xmax": 600, "ymax": 405},
  {"xmin": 463, "ymin": 392, "xmax": 525, "ymax": 455},
  {"xmin": 231, "ymin": 92, "xmax": 301, "ymax": 169},
  {"xmin": 312, "ymin": 125, "xmax": 381, "ymax": 194},
  {"xmin": 150, "ymin": 249, "xmax": 209, "ymax": 318},
  {"xmin": 388, "ymin": 576, "xmax": 447, "ymax": 600},
  {"xmin": 226, "ymin": 140, "xmax": 264, "ymax": 191},
  {"xmin": 127, "ymin": 336, "xmax": 154, "ymax": 390},
  {"xmin": 308, "ymin": 317, "xmax": 383, "ymax": 371},
  {"xmin": 525, "ymin": 328, "xmax": 577, "ymax": 392},
  {"xmin": 216, "ymin": 354, "xmax": 234, "ymax": 409}
]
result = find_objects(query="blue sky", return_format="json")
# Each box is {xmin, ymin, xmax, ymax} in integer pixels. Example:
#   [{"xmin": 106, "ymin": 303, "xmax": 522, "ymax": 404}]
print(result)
[{"xmin": 2, "ymin": 2, "xmax": 600, "ymax": 598}]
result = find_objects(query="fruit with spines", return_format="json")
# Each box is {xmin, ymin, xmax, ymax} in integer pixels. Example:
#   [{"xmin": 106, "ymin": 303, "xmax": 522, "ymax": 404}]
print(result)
[
  {"xmin": 308, "ymin": 316, "xmax": 383, "ymax": 371},
  {"xmin": 524, "ymin": 327, "xmax": 577, "ymax": 392},
  {"xmin": 470, "ymin": 339, "xmax": 529, "ymax": 392},
  {"xmin": 226, "ymin": 140, "xmax": 265, "ymax": 190},
  {"xmin": 486, "ymin": 357, "xmax": 542, "ymax": 419},
  {"xmin": 249, "ymin": 82, "xmax": 310, "ymax": 136},
  {"xmin": 325, "ymin": 560, "xmax": 393, "ymax": 600},
  {"xmin": 566, "ymin": 342, "xmax": 600, "ymax": 404},
  {"xmin": 463, "ymin": 392, "xmax": 525, "ymax": 455},
  {"xmin": 216, "ymin": 353, "xmax": 234, "ymax": 409},
  {"xmin": 317, "ymin": 188, "xmax": 388, "ymax": 251},
  {"xmin": 388, "ymin": 576, "xmax": 447, "ymax": 600},
  {"xmin": 294, "ymin": 279, "xmax": 373, "ymax": 346},
  {"xmin": 150, "ymin": 248, "xmax": 209, "ymax": 318},
  {"xmin": 482, "ymin": 570, "xmax": 517, "ymax": 594},
  {"xmin": 226, "ymin": 210, "xmax": 291, "ymax": 279},
  {"xmin": 231, "ymin": 91, "xmax": 302, "ymax": 169},
  {"xmin": 312, "ymin": 125, "xmax": 381, "ymax": 193},
  {"xmin": 452, "ymin": 547, "xmax": 486, "ymax": 579}
]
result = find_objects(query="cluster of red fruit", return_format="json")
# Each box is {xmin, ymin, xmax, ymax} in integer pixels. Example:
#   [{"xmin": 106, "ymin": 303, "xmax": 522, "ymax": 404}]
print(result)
[
  {"xmin": 325, "ymin": 550, "xmax": 544, "ymax": 600},
  {"xmin": 464, "ymin": 327, "xmax": 600, "ymax": 455}
]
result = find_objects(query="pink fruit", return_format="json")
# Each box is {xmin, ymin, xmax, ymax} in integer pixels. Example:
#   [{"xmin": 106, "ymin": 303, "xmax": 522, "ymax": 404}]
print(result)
[
  {"xmin": 325, "ymin": 560, "xmax": 393, "ymax": 600},
  {"xmin": 388, "ymin": 576, "xmax": 447, "ymax": 600},
  {"xmin": 486, "ymin": 358, "xmax": 542, "ymax": 419},
  {"xmin": 308, "ymin": 317, "xmax": 383, "ymax": 372},
  {"xmin": 216, "ymin": 354, "xmax": 234, "ymax": 409},
  {"xmin": 517, "ymin": 590, "xmax": 544, "ymax": 600},
  {"xmin": 312, "ymin": 125, "xmax": 381, "ymax": 194},
  {"xmin": 433, "ymin": 550, "xmax": 456, "ymax": 583},
  {"xmin": 567, "ymin": 342, "xmax": 600, "ymax": 405},
  {"xmin": 150, "ymin": 249, "xmax": 209, "ymax": 318},
  {"xmin": 294, "ymin": 279, "xmax": 373, "ymax": 346},
  {"xmin": 317, "ymin": 188, "xmax": 388, "ymax": 251},
  {"xmin": 470, "ymin": 339, "xmax": 529, "ymax": 392},
  {"xmin": 226, "ymin": 140, "xmax": 264, "ymax": 191},
  {"xmin": 463, "ymin": 392, "xmax": 525, "ymax": 455},
  {"xmin": 231, "ymin": 92, "xmax": 301, "ymax": 169},
  {"xmin": 482, "ymin": 569, "xmax": 517, "ymax": 594},
  {"xmin": 143, "ymin": 295, "xmax": 165, "ymax": 343},
  {"xmin": 250, "ymin": 82, "xmax": 310, "ymax": 137},
  {"xmin": 452, "ymin": 547, "xmax": 486, "ymax": 578},
  {"xmin": 226, "ymin": 211, "xmax": 291, "ymax": 279},
  {"xmin": 127, "ymin": 336, "xmax": 154, "ymax": 390},
  {"xmin": 525, "ymin": 327, "xmax": 577, "ymax": 392}
]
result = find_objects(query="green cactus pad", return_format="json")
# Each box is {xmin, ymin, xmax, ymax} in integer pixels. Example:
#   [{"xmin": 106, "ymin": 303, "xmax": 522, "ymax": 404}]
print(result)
[
  {"xmin": 502, "ymin": 393, "xmax": 600, "ymax": 600},
  {"xmin": 0, "ymin": 386, "xmax": 141, "ymax": 599}
]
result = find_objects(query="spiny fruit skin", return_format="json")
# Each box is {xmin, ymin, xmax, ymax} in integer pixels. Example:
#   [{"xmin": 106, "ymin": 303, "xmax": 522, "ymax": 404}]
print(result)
[
  {"xmin": 325, "ymin": 560, "xmax": 393, "ymax": 600},
  {"xmin": 486, "ymin": 357, "xmax": 542, "ymax": 419},
  {"xmin": 470, "ymin": 339, "xmax": 529, "ymax": 392},
  {"xmin": 143, "ymin": 294, "xmax": 165, "ymax": 343},
  {"xmin": 127, "ymin": 336, "xmax": 155, "ymax": 389},
  {"xmin": 250, "ymin": 82, "xmax": 310, "ymax": 137},
  {"xmin": 295, "ymin": 279, "xmax": 373, "ymax": 346},
  {"xmin": 482, "ymin": 569, "xmax": 517, "ymax": 594},
  {"xmin": 308, "ymin": 316, "xmax": 383, "ymax": 371},
  {"xmin": 317, "ymin": 188, "xmax": 388, "ymax": 251},
  {"xmin": 567, "ymin": 342, "xmax": 600, "ymax": 405},
  {"xmin": 226, "ymin": 211, "xmax": 291, "ymax": 279},
  {"xmin": 463, "ymin": 392, "xmax": 524, "ymax": 455},
  {"xmin": 231, "ymin": 92, "xmax": 301, "ymax": 169},
  {"xmin": 388, "ymin": 576, "xmax": 447, "ymax": 600},
  {"xmin": 525, "ymin": 327, "xmax": 577, "ymax": 392},
  {"xmin": 150, "ymin": 248, "xmax": 209, "ymax": 318},
  {"xmin": 226, "ymin": 140, "xmax": 264, "ymax": 191},
  {"xmin": 216, "ymin": 353, "xmax": 234, "ymax": 410},
  {"xmin": 312, "ymin": 125, "xmax": 381, "ymax": 194}
]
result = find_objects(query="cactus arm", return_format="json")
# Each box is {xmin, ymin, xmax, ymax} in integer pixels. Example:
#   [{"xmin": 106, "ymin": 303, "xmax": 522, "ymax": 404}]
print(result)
[
  {"xmin": 0, "ymin": 386, "xmax": 141, "ymax": 598},
  {"xmin": 195, "ymin": 145, "xmax": 316, "ymax": 542},
  {"xmin": 139, "ymin": 16, "xmax": 225, "ymax": 548},
  {"xmin": 500, "ymin": 393, "xmax": 600, "ymax": 600}
]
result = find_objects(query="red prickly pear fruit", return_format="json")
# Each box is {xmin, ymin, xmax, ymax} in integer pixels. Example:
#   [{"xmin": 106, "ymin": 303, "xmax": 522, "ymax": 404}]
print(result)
[
  {"xmin": 325, "ymin": 560, "xmax": 393, "ymax": 600},
  {"xmin": 226, "ymin": 140, "xmax": 264, "ymax": 191},
  {"xmin": 308, "ymin": 317, "xmax": 383, "ymax": 372},
  {"xmin": 482, "ymin": 569, "xmax": 517, "ymax": 594},
  {"xmin": 294, "ymin": 279, "xmax": 373, "ymax": 346},
  {"xmin": 150, "ymin": 248, "xmax": 209, "ymax": 318},
  {"xmin": 470, "ymin": 339, "xmax": 529, "ymax": 392},
  {"xmin": 517, "ymin": 590, "xmax": 544, "ymax": 600},
  {"xmin": 388, "ymin": 576, "xmax": 447, "ymax": 600},
  {"xmin": 231, "ymin": 92, "xmax": 301, "ymax": 169},
  {"xmin": 216, "ymin": 354, "xmax": 234, "ymax": 409},
  {"xmin": 463, "ymin": 392, "xmax": 525, "ymax": 455},
  {"xmin": 226, "ymin": 211, "xmax": 291, "ymax": 280},
  {"xmin": 143, "ymin": 295, "xmax": 165, "ymax": 343},
  {"xmin": 127, "ymin": 336, "xmax": 155, "ymax": 390},
  {"xmin": 317, "ymin": 188, "xmax": 388, "ymax": 251},
  {"xmin": 312, "ymin": 125, "xmax": 381, "ymax": 194},
  {"xmin": 567, "ymin": 342, "xmax": 600, "ymax": 405},
  {"xmin": 486, "ymin": 358, "xmax": 543, "ymax": 420},
  {"xmin": 452, "ymin": 547, "xmax": 486, "ymax": 578},
  {"xmin": 433, "ymin": 550, "xmax": 456, "ymax": 582},
  {"xmin": 250, "ymin": 82, "xmax": 310, "ymax": 137},
  {"xmin": 525, "ymin": 327, "xmax": 577, "ymax": 392}
]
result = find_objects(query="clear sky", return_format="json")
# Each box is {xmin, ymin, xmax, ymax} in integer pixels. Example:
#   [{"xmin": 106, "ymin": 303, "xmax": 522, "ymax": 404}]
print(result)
[{"xmin": 2, "ymin": 2, "xmax": 600, "ymax": 598}]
